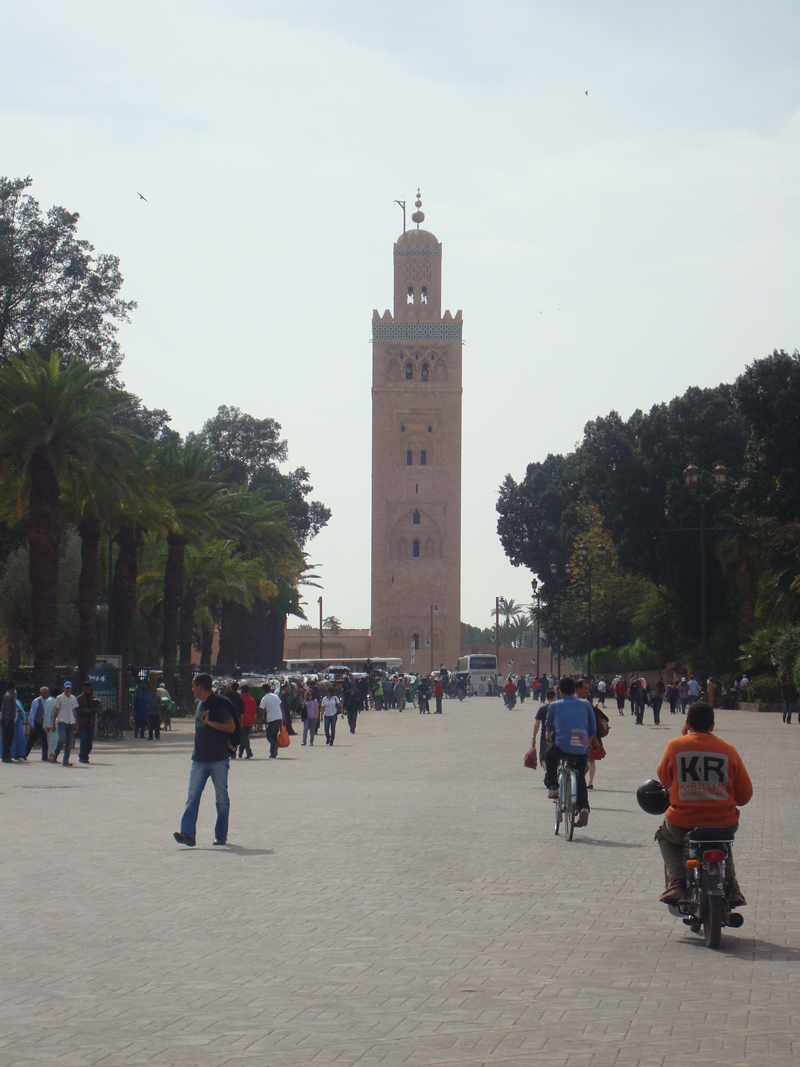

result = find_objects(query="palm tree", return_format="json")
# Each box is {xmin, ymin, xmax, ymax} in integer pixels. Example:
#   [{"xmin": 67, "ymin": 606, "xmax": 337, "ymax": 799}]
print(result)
[
  {"xmin": 153, "ymin": 442, "xmax": 227, "ymax": 693},
  {"xmin": 0, "ymin": 351, "xmax": 132, "ymax": 687},
  {"xmin": 491, "ymin": 597, "xmax": 524, "ymax": 643}
]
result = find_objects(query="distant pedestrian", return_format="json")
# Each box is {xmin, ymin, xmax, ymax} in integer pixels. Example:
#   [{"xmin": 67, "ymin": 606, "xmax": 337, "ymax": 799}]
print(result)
[
  {"xmin": 133, "ymin": 683, "xmax": 149, "ymax": 738},
  {"xmin": 678, "ymin": 677, "xmax": 690, "ymax": 714},
  {"xmin": 596, "ymin": 678, "xmax": 607, "ymax": 706},
  {"xmin": 237, "ymin": 683, "xmax": 256, "ymax": 758},
  {"xmin": 782, "ymin": 677, "xmax": 796, "ymax": 724},
  {"xmin": 1, "ymin": 680, "xmax": 18, "ymax": 764},
  {"xmin": 147, "ymin": 683, "xmax": 162, "ymax": 740},
  {"xmin": 52, "ymin": 681, "xmax": 78, "ymax": 766},
  {"xmin": 614, "ymin": 675, "xmax": 627, "ymax": 716},
  {"xmin": 518, "ymin": 675, "xmax": 528, "ymax": 703},
  {"xmin": 666, "ymin": 681, "xmax": 678, "ymax": 715},
  {"xmin": 260, "ymin": 684, "xmax": 284, "ymax": 758},
  {"xmin": 343, "ymin": 685, "xmax": 360, "ymax": 733},
  {"xmin": 302, "ymin": 693, "xmax": 319, "ymax": 745},
  {"xmin": 174, "ymin": 673, "xmax": 235, "ymax": 847},
  {"xmin": 394, "ymin": 676, "xmax": 407, "ymax": 712},
  {"xmin": 322, "ymin": 686, "xmax": 341, "ymax": 745},
  {"xmin": 26, "ymin": 687, "xmax": 50, "ymax": 761},
  {"xmin": 76, "ymin": 679, "xmax": 99, "ymax": 763},
  {"xmin": 706, "ymin": 677, "xmax": 717, "ymax": 709},
  {"xmin": 687, "ymin": 675, "xmax": 700, "ymax": 701},
  {"xmin": 651, "ymin": 686, "xmax": 663, "ymax": 725},
  {"xmin": 434, "ymin": 677, "xmax": 444, "ymax": 714}
]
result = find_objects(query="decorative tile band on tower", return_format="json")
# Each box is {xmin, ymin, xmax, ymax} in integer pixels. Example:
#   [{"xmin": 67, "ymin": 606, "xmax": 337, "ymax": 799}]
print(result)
[{"xmin": 372, "ymin": 322, "xmax": 463, "ymax": 341}]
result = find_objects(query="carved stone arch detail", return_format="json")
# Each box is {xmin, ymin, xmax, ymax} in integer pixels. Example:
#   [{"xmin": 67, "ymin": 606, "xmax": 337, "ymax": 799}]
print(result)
[
  {"xmin": 386, "ymin": 358, "xmax": 401, "ymax": 382},
  {"xmin": 433, "ymin": 359, "xmax": 447, "ymax": 382}
]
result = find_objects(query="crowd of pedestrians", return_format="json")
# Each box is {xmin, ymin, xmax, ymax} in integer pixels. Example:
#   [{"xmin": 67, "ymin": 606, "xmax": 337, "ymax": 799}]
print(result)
[{"xmin": 2, "ymin": 677, "xmax": 101, "ymax": 766}]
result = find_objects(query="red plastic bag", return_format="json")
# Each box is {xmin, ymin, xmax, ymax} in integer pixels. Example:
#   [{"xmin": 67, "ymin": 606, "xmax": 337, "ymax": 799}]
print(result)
[
  {"xmin": 523, "ymin": 746, "xmax": 538, "ymax": 769},
  {"xmin": 277, "ymin": 724, "xmax": 290, "ymax": 748}
]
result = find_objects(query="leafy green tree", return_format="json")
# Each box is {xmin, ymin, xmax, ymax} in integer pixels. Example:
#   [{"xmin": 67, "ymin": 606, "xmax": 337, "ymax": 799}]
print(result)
[{"xmin": 0, "ymin": 177, "xmax": 135, "ymax": 374}]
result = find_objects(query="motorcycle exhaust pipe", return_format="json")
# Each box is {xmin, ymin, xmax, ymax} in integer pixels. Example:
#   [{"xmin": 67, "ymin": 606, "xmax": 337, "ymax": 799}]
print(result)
[{"xmin": 726, "ymin": 913, "xmax": 744, "ymax": 928}]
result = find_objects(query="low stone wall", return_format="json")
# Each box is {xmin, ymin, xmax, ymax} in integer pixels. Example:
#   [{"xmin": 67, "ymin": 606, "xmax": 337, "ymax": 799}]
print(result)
[{"xmin": 737, "ymin": 701, "xmax": 782, "ymax": 714}]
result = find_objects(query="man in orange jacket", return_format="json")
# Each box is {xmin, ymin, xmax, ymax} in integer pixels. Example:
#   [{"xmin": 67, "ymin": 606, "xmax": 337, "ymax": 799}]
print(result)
[{"xmin": 655, "ymin": 701, "xmax": 752, "ymax": 907}]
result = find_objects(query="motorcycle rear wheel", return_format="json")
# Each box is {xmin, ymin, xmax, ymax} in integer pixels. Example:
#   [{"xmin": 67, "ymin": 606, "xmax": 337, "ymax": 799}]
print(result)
[{"xmin": 703, "ymin": 896, "xmax": 722, "ymax": 949}]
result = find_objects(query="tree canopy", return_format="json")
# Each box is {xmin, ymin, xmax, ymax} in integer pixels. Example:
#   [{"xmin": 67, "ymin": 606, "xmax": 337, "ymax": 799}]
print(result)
[
  {"xmin": 0, "ymin": 177, "xmax": 135, "ymax": 375},
  {"xmin": 497, "ymin": 350, "xmax": 800, "ymax": 676}
]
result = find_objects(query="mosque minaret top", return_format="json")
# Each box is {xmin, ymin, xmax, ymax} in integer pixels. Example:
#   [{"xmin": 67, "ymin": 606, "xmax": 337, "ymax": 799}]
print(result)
[{"xmin": 411, "ymin": 188, "xmax": 425, "ymax": 228}]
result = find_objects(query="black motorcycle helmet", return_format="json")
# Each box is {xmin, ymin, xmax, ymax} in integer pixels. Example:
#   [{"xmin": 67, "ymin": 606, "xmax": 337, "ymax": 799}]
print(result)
[{"xmin": 636, "ymin": 778, "xmax": 670, "ymax": 815}]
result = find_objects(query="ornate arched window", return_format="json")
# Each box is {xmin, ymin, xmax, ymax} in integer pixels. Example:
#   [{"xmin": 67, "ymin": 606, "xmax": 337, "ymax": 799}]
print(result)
[
  {"xmin": 412, "ymin": 510, "xmax": 420, "ymax": 525},
  {"xmin": 421, "ymin": 286, "xmax": 428, "ymax": 304},
  {"xmin": 421, "ymin": 362, "xmax": 429, "ymax": 381},
  {"xmin": 412, "ymin": 633, "xmax": 420, "ymax": 650},
  {"xmin": 420, "ymin": 449, "xmax": 427, "ymax": 466},
  {"xmin": 407, "ymin": 286, "xmax": 414, "ymax": 305},
  {"xmin": 406, "ymin": 449, "xmax": 413, "ymax": 466},
  {"xmin": 425, "ymin": 537, "xmax": 436, "ymax": 558},
  {"xmin": 405, "ymin": 362, "xmax": 413, "ymax": 380},
  {"xmin": 412, "ymin": 539, "xmax": 420, "ymax": 558}
]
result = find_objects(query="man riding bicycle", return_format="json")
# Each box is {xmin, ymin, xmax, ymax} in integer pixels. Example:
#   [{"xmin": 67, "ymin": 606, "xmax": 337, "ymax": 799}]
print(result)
[
  {"xmin": 655, "ymin": 701, "xmax": 751, "ymax": 906},
  {"xmin": 544, "ymin": 676, "xmax": 597, "ymax": 827}
]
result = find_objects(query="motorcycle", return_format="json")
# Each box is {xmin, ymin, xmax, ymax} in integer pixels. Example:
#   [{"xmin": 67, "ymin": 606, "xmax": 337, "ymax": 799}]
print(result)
[
  {"xmin": 637, "ymin": 780, "xmax": 743, "ymax": 950},
  {"xmin": 503, "ymin": 690, "xmax": 517, "ymax": 709},
  {"xmin": 666, "ymin": 827, "xmax": 743, "ymax": 948}
]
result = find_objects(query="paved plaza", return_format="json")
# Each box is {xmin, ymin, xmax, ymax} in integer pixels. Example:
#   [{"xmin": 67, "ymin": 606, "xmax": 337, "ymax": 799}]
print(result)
[{"xmin": 1, "ymin": 697, "xmax": 798, "ymax": 1067}]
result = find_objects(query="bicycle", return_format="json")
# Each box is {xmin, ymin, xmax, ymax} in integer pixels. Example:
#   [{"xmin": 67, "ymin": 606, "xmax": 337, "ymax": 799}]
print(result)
[{"xmin": 554, "ymin": 756, "xmax": 581, "ymax": 840}]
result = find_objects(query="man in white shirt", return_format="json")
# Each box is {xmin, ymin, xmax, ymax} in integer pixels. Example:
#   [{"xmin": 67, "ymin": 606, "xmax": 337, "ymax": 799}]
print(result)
[
  {"xmin": 596, "ymin": 678, "xmax": 607, "ymax": 706},
  {"xmin": 51, "ymin": 681, "xmax": 78, "ymax": 766},
  {"xmin": 687, "ymin": 676, "xmax": 700, "ymax": 700},
  {"xmin": 259, "ymin": 684, "xmax": 284, "ymax": 758}
]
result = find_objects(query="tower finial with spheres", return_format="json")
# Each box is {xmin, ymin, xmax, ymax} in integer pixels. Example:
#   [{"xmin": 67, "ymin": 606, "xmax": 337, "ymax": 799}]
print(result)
[{"xmin": 411, "ymin": 188, "xmax": 425, "ymax": 228}]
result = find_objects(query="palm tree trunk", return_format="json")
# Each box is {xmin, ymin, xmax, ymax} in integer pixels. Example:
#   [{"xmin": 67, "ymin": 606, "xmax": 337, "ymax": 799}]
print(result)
[
  {"xmin": 28, "ymin": 449, "xmax": 61, "ymax": 690},
  {"xmin": 263, "ymin": 604, "xmax": 287, "ymax": 668},
  {"xmin": 162, "ymin": 534, "xmax": 186, "ymax": 694},
  {"xmin": 77, "ymin": 515, "xmax": 101, "ymax": 683},
  {"xmin": 111, "ymin": 524, "xmax": 141, "ymax": 701},
  {"xmin": 217, "ymin": 598, "xmax": 238, "ymax": 668},
  {"xmin": 142, "ymin": 603, "xmax": 161, "ymax": 665},
  {"xmin": 200, "ymin": 622, "xmax": 214, "ymax": 670},
  {"xmin": 180, "ymin": 594, "xmax": 196, "ymax": 668}
]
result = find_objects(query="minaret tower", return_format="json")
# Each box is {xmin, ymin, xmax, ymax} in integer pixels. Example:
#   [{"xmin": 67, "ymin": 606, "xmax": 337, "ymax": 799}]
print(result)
[{"xmin": 370, "ymin": 192, "xmax": 462, "ymax": 670}]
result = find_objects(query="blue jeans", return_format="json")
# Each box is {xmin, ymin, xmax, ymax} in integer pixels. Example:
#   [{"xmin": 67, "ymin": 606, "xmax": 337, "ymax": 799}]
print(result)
[
  {"xmin": 53, "ymin": 722, "xmax": 75, "ymax": 764},
  {"xmin": 783, "ymin": 700, "xmax": 794, "ymax": 723},
  {"xmin": 180, "ymin": 759, "xmax": 229, "ymax": 842}
]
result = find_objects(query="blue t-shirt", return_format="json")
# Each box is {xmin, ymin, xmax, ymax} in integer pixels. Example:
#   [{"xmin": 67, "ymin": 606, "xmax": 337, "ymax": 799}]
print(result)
[{"xmin": 545, "ymin": 696, "xmax": 596, "ymax": 754}]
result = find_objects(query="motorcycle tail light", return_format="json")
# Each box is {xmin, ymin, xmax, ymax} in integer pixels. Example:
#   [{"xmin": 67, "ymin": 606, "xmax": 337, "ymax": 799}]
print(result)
[
  {"xmin": 686, "ymin": 859, "xmax": 700, "ymax": 868},
  {"xmin": 702, "ymin": 850, "xmax": 725, "ymax": 863}
]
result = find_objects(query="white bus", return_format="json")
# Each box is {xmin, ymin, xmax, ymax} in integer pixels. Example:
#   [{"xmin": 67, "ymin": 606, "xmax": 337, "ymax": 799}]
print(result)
[{"xmin": 455, "ymin": 654, "xmax": 498, "ymax": 697}]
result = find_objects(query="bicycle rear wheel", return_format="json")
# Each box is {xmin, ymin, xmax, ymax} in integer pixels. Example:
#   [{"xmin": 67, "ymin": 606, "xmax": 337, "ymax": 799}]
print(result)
[
  {"xmin": 564, "ymin": 774, "xmax": 575, "ymax": 841},
  {"xmin": 554, "ymin": 771, "xmax": 562, "ymax": 835}
]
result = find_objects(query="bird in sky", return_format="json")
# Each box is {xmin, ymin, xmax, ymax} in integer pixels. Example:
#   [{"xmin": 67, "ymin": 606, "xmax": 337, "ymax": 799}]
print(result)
[
  {"xmin": 584, "ymin": 90, "xmax": 589, "ymax": 96},
  {"xmin": 137, "ymin": 192, "xmax": 148, "ymax": 201}
]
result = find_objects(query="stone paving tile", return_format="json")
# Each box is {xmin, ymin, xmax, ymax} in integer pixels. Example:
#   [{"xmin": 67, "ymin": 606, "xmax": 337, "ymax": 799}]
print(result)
[{"xmin": 1, "ymin": 700, "xmax": 799, "ymax": 1066}]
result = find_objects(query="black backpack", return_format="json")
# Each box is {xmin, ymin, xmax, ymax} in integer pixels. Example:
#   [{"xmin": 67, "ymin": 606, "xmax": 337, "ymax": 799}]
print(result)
[{"xmin": 207, "ymin": 693, "xmax": 241, "ymax": 756}]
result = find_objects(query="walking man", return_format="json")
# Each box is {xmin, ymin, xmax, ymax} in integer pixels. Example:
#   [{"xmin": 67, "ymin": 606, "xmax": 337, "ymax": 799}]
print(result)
[
  {"xmin": 394, "ymin": 676, "xmax": 407, "ymax": 712},
  {"xmin": 174, "ymin": 673, "xmax": 234, "ymax": 847},
  {"xmin": 2, "ymin": 680, "xmax": 18, "ymax": 764},
  {"xmin": 26, "ymin": 687, "xmax": 50, "ymax": 761},
  {"xmin": 260, "ymin": 683, "xmax": 284, "ymax": 758},
  {"xmin": 147, "ymin": 682, "xmax": 162, "ymax": 740},
  {"xmin": 52, "ymin": 681, "xmax": 78, "ymax": 766},
  {"xmin": 238, "ymin": 684, "xmax": 257, "ymax": 757},
  {"xmin": 76, "ymin": 680, "xmax": 99, "ymax": 763},
  {"xmin": 434, "ymin": 675, "xmax": 444, "ymax": 714}
]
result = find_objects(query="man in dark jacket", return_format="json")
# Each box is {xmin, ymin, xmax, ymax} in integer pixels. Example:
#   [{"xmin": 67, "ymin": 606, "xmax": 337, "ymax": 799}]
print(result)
[{"xmin": 76, "ymin": 680, "xmax": 100, "ymax": 764}]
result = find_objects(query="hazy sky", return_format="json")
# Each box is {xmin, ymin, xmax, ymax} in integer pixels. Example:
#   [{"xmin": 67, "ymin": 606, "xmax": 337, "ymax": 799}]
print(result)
[{"xmin": 2, "ymin": 1, "xmax": 798, "ymax": 629}]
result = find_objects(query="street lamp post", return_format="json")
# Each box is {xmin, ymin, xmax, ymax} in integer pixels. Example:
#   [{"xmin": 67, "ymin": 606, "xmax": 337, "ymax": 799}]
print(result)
[
  {"xmin": 318, "ymin": 596, "xmax": 323, "ymax": 660},
  {"xmin": 683, "ymin": 463, "xmax": 728, "ymax": 687},
  {"xmin": 531, "ymin": 579, "xmax": 541, "ymax": 679},
  {"xmin": 495, "ymin": 596, "xmax": 506, "ymax": 691},
  {"xmin": 549, "ymin": 562, "xmax": 569, "ymax": 681}
]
